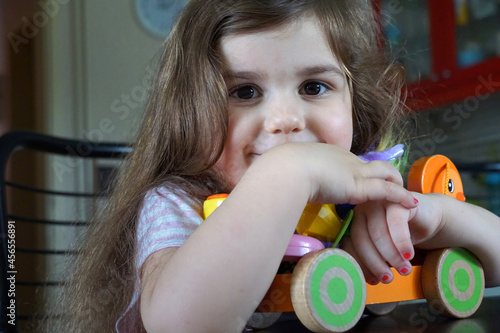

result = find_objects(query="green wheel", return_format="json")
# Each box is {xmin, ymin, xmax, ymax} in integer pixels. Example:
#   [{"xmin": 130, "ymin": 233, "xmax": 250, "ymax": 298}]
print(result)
[
  {"xmin": 422, "ymin": 248, "xmax": 484, "ymax": 318},
  {"xmin": 291, "ymin": 249, "xmax": 366, "ymax": 332}
]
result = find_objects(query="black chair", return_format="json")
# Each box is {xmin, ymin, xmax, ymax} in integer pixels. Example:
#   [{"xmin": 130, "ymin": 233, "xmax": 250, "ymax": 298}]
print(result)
[{"xmin": 0, "ymin": 130, "xmax": 131, "ymax": 333}]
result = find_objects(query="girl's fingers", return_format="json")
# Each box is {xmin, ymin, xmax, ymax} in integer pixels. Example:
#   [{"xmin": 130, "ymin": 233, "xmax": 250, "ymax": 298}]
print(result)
[
  {"xmin": 340, "ymin": 237, "xmax": 379, "ymax": 285},
  {"xmin": 386, "ymin": 204, "xmax": 414, "ymax": 261},
  {"xmin": 351, "ymin": 179, "xmax": 417, "ymax": 209},
  {"xmin": 364, "ymin": 204, "xmax": 413, "ymax": 278},
  {"xmin": 362, "ymin": 160, "xmax": 404, "ymax": 187},
  {"xmin": 350, "ymin": 209, "xmax": 394, "ymax": 283},
  {"xmin": 365, "ymin": 204, "xmax": 412, "ymax": 276}
]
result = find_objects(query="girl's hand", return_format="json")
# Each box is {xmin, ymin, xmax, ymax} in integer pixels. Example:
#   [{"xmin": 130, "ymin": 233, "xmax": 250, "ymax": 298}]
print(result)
[
  {"xmin": 341, "ymin": 193, "xmax": 442, "ymax": 284},
  {"xmin": 280, "ymin": 143, "xmax": 417, "ymax": 209},
  {"xmin": 341, "ymin": 201, "xmax": 415, "ymax": 284}
]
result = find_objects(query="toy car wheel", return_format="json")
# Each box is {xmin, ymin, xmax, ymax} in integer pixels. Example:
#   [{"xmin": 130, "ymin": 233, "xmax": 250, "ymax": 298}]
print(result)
[
  {"xmin": 291, "ymin": 248, "xmax": 366, "ymax": 332},
  {"xmin": 422, "ymin": 248, "xmax": 484, "ymax": 318},
  {"xmin": 246, "ymin": 312, "xmax": 282, "ymax": 330},
  {"xmin": 364, "ymin": 302, "xmax": 399, "ymax": 316}
]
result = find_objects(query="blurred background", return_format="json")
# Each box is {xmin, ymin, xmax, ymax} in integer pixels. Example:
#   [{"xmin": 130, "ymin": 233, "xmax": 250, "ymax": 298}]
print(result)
[
  {"xmin": 0, "ymin": 0, "xmax": 500, "ymax": 331},
  {"xmin": 377, "ymin": 0, "xmax": 500, "ymax": 219}
]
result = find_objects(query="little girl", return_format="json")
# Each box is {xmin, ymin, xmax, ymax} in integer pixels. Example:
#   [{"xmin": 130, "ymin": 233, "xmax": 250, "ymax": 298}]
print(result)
[{"xmin": 56, "ymin": 0, "xmax": 500, "ymax": 332}]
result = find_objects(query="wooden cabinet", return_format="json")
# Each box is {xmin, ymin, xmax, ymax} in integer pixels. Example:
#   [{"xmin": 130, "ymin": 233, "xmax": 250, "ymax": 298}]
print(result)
[{"xmin": 376, "ymin": 0, "xmax": 500, "ymax": 110}]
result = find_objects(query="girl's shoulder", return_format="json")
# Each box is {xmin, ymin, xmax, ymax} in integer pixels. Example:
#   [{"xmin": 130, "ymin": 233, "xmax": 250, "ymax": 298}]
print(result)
[
  {"xmin": 136, "ymin": 184, "xmax": 204, "ymax": 263},
  {"xmin": 137, "ymin": 184, "xmax": 203, "ymax": 238},
  {"xmin": 141, "ymin": 184, "xmax": 201, "ymax": 217}
]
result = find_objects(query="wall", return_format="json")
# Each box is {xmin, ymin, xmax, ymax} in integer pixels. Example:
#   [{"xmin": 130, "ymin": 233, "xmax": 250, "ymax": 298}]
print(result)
[
  {"xmin": 81, "ymin": 0, "xmax": 168, "ymax": 143},
  {"xmin": 39, "ymin": 0, "xmax": 169, "ymax": 213},
  {"xmin": 42, "ymin": 0, "xmax": 165, "ymax": 142},
  {"xmin": 1, "ymin": 0, "xmax": 41, "ymax": 134},
  {"xmin": 0, "ymin": 0, "xmax": 7, "ymax": 134}
]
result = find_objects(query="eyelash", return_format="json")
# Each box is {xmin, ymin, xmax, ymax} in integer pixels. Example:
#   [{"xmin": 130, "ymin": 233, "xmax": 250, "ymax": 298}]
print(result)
[{"xmin": 228, "ymin": 81, "xmax": 332, "ymax": 100}]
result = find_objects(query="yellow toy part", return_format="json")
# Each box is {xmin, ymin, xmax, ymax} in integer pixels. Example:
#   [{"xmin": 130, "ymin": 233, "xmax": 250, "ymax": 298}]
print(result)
[
  {"xmin": 204, "ymin": 195, "xmax": 347, "ymax": 244},
  {"xmin": 203, "ymin": 194, "xmax": 228, "ymax": 219},
  {"xmin": 295, "ymin": 203, "xmax": 343, "ymax": 242}
]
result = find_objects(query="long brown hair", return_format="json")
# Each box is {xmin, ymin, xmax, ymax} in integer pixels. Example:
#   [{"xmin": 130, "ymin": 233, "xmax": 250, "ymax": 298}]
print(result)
[{"xmin": 51, "ymin": 0, "xmax": 407, "ymax": 332}]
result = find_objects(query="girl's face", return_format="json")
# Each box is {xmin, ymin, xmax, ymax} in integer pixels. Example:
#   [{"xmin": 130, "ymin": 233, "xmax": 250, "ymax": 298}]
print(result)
[{"xmin": 217, "ymin": 17, "xmax": 353, "ymax": 185}]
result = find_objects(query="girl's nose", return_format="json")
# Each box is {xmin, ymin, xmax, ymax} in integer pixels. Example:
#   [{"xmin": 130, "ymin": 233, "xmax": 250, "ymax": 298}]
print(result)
[{"xmin": 264, "ymin": 110, "xmax": 306, "ymax": 134}]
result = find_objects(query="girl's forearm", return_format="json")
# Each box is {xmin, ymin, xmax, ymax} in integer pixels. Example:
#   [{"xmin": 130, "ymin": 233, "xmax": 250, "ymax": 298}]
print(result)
[{"xmin": 142, "ymin": 148, "xmax": 311, "ymax": 332}]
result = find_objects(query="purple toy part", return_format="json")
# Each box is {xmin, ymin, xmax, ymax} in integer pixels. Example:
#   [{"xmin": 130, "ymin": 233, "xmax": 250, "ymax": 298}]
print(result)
[
  {"xmin": 283, "ymin": 234, "xmax": 325, "ymax": 262},
  {"xmin": 358, "ymin": 144, "xmax": 405, "ymax": 162}
]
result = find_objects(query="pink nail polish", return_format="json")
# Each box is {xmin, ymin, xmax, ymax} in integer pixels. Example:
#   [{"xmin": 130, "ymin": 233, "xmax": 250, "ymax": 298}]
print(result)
[
  {"xmin": 403, "ymin": 252, "xmax": 412, "ymax": 260},
  {"xmin": 400, "ymin": 267, "xmax": 409, "ymax": 275},
  {"xmin": 414, "ymin": 198, "xmax": 419, "ymax": 205}
]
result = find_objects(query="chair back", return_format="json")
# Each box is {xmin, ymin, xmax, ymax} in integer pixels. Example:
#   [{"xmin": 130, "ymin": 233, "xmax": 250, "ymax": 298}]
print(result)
[{"xmin": 0, "ymin": 130, "xmax": 130, "ymax": 333}]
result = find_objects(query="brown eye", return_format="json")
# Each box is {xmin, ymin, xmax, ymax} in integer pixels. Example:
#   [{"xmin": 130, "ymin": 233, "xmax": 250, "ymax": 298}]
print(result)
[
  {"xmin": 231, "ymin": 86, "xmax": 257, "ymax": 99},
  {"xmin": 302, "ymin": 82, "xmax": 327, "ymax": 95}
]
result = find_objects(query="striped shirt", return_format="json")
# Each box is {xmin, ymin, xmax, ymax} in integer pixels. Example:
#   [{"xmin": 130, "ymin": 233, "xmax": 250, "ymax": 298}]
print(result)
[{"xmin": 116, "ymin": 186, "xmax": 203, "ymax": 332}]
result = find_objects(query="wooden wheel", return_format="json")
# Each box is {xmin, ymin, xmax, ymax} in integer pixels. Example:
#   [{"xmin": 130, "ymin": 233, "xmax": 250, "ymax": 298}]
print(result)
[
  {"xmin": 422, "ymin": 248, "xmax": 484, "ymax": 318},
  {"xmin": 291, "ymin": 249, "xmax": 366, "ymax": 332},
  {"xmin": 364, "ymin": 302, "xmax": 399, "ymax": 316}
]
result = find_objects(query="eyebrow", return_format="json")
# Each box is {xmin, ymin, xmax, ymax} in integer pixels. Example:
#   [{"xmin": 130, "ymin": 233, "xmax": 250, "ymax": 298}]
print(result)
[
  {"xmin": 223, "ymin": 70, "xmax": 264, "ymax": 81},
  {"xmin": 224, "ymin": 65, "xmax": 346, "ymax": 82},
  {"xmin": 297, "ymin": 65, "xmax": 345, "ymax": 78}
]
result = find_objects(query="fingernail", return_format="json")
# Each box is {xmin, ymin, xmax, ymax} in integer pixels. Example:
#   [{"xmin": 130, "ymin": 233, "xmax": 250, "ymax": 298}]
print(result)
[
  {"xmin": 400, "ymin": 267, "xmax": 409, "ymax": 275},
  {"xmin": 368, "ymin": 278, "xmax": 379, "ymax": 285},
  {"xmin": 403, "ymin": 252, "xmax": 412, "ymax": 260},
  {"xmin": 381, "ymin": 274, "xmax": 390, "ymax": 282},
  {"xmin": 414, "ymin": 198, "xmax": 419, "ymax": 205}
]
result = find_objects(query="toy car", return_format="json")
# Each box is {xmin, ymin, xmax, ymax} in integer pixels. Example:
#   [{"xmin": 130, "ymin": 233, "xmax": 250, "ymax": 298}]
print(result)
[{"xmin": 203, "ymin": 155, "xmax": 484, "ymax": 332}]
